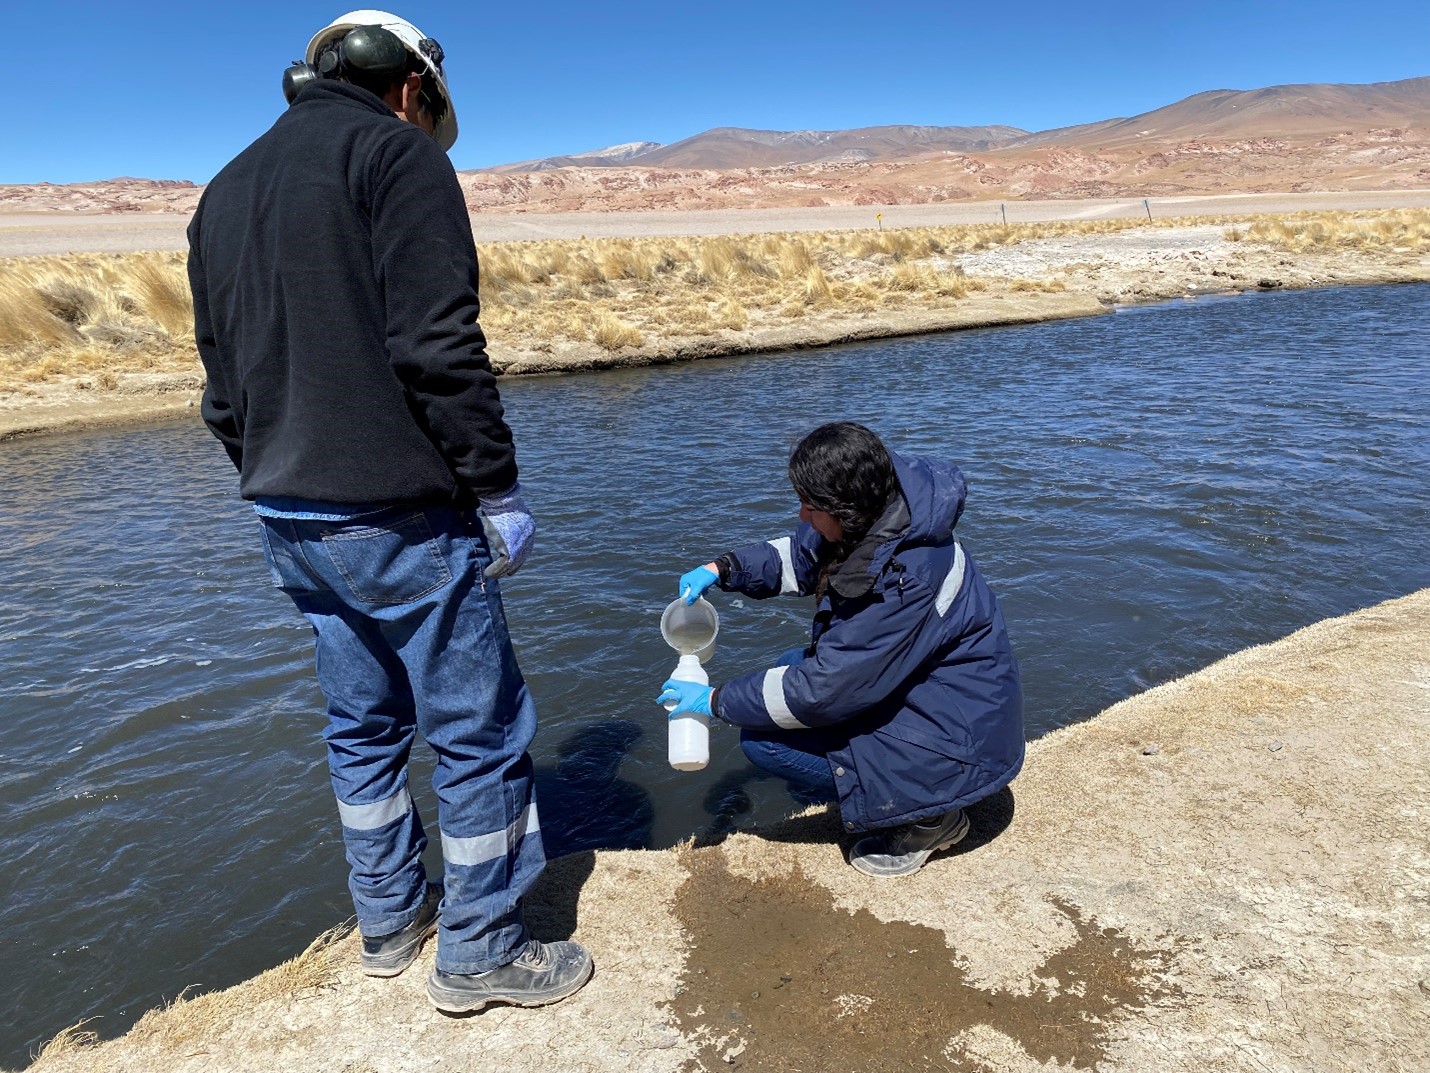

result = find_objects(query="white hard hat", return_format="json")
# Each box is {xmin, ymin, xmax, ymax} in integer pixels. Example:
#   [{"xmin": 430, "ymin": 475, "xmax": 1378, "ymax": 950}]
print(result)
[{"xmin": 306, "ymin": 10, "xmax": 459, "ymax": 152}]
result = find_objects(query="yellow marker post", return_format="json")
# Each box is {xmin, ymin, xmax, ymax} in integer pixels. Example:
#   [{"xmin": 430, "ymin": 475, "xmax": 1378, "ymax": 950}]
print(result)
[{"xmin": 876, "ymin": 212, "xmax": 883, "ymax": 232}]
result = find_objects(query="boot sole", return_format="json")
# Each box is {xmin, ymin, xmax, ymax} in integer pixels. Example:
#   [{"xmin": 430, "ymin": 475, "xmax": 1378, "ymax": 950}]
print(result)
[
  {"xmin": 426, "ymin": 957, "xmax": 594, "ymax": 1014},
  {"xmin": 849, "ymin": 811, "xmax": 971, "ymax": 878},
  {"xmin": 361, "ymin": 916, "xmax": 440, "ymax": 978}
]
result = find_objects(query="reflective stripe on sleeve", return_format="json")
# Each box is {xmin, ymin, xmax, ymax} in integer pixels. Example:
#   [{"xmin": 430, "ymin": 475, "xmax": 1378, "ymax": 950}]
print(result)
[
  {"xmin": 768, "ymin": 537, "xmax": 799, "ymax": 594},
  {"xmin": 336, "ymin": 784, "xmax": 413, "ymax": 831},
  {"xmin": 761, "ymin": 665, "xmax": 808, "ymax": 729},
  {"xmin": 934, "ymin": 542, "xmax": 968, "ymax": 616},
  {"xmin": 441, "ymin": 802, "xmax": 540, "ymax": 867}
]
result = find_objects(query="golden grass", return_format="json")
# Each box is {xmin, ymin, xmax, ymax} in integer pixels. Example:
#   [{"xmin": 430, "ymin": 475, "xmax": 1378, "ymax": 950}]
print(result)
[
  {"xmin": 3, "ymin": 209, "xmax": 1426, "ymax": 391},
  {"xmin": 472, "ymin": 220, "xmax": 1173, "ymax": 355},
  {"xmin": 30, "ymin": 1020, "xmax": 101, "ymax": 1065},
  {"xmin": 27, "ymin": 923, "xmax": 354, "ymax": 1069},
  {"xmin": 1226, "ymin": 208, "xmax": 1430, "ymax": 253},
  {"xmin": 0, "ymin": 252, "xmax": 196, "ymax": 390}
]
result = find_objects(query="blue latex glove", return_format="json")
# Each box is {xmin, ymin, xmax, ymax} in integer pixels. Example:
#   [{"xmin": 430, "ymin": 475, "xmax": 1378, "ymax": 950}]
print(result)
[
  {"xmin": 679, "ymin": 564, "xmax": 719, "ymax": 605},
  {"xmin": 658, "ymin": 678, "xmax": 715, "ymax": 718},
  {"xmin": 478, "ymin": 483, "xmax": 535, "ymax": 579}
]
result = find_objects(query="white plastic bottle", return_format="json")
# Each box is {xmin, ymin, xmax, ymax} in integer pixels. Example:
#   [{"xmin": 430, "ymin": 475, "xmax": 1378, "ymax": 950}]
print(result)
[{"xmin": 665, "ymin": 653, "xmax": 710, "ymax": 771}]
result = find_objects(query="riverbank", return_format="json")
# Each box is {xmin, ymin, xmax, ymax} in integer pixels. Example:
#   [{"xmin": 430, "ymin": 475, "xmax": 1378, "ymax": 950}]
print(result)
[
  {"xmin": 22, "ymin": 588, "xmax": 1429, "ymax": 1073},
  {"xmin": 2, "ymin": 209, "xmax": 1428, "ymax": 443}
]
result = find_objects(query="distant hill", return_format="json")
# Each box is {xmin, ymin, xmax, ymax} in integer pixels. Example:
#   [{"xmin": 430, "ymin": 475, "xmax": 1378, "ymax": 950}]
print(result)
[
  {"xmin": 6, "ymin": 76, "xmax": 1428, "ymax": 214},
  {"xmin": 487, "ymin": 141, "xmax": 665, "ymax": 172},
  {"xmin": 477, "ymin": 77, "xmax": 1430, "ymax": 172},
  {"xmin": 481, "ymin": 125, "xmax": 1029, "ymax": 172},
  {"xmin": 1005, "ymin": 76, "xmax": 1430, "ymax": 149}
]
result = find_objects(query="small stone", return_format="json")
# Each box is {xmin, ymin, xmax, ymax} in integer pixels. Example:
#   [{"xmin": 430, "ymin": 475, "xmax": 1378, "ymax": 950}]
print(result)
[
  {"xmin": 1419, "ymin": 979, "xmax": 1430, "ymax": 997},
  {"xmin": 1141, "ymin": 743, "xmax": 1161, "ymax": 756},
  {"xmin": 1268, "ymin": 740, "xmax": 1284, "ymax": 752},
  {"xmin": 750, "ymin": 990, "xmax": 760, "ymax": 999}
]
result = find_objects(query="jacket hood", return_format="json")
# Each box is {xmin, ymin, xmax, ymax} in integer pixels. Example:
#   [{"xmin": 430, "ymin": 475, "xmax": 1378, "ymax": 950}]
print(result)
[
  {"xmin": 891, "ymin": 452, "xmax": 966, "ymax": 545},
  {"xmin": 825, "ymin": 452, "xmax": 967, "ymax": 598}
]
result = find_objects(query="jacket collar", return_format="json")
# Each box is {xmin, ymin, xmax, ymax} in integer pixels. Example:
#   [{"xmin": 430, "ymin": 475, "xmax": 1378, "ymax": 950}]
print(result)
[
  {"xmin": 825, "ymin": 492, "xmax": 911, "ymax": 599},
  {"xmin": 293, "ymin": 79, "xmax": 396, "ymax": 120}
]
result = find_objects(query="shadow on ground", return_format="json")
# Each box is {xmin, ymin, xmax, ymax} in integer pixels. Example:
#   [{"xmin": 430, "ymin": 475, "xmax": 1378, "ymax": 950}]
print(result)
[{"xmin": 526, "ymin": 719, "xmax": 654, "ymax": 942}]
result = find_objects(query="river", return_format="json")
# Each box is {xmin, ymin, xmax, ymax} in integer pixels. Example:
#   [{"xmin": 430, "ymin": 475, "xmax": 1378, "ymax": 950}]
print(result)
[{"xmin": 1, "ymin": 283, "xmax": 1427, "ymax": 1065}]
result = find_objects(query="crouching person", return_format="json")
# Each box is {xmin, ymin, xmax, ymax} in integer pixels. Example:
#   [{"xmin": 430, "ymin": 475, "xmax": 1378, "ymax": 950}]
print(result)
[{"xmin": 660, "ymin": 422, "xmax": 1024, "ymax": 877}]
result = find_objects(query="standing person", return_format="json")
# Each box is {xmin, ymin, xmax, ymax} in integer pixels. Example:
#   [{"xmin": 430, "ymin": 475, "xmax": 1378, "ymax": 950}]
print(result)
[
  {"xmin": 661, "ymin": 422, "xmax": 1024, "ymax": 877},
  {"xmin": 187, "ymin": 10, "xmax": 591, "ymax": 1013}
]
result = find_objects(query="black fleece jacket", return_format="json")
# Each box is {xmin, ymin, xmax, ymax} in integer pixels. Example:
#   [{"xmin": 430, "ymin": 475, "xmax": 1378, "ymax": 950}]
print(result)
[{"xmin": 187, "ymin": 80, "xmax": 516, "ymax": 505}]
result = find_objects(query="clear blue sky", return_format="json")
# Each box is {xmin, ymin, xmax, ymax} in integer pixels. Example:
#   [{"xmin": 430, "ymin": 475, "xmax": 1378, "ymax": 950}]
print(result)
[{"xmin": 5, "ymin": 0, "xmax": 1427, "ymax": 183}]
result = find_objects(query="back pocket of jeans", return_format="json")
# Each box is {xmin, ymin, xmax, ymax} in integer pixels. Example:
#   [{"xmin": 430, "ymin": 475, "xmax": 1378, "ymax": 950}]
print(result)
[{"xmin": 321, "ymin": 511, "xmax": 452, "ymax": 605}]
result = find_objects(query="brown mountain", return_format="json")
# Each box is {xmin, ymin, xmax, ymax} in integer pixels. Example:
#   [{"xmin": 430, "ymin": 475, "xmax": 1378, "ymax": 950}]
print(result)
[
  {"xmin": 476, "ymin": 77, "xmax": 1429, "ymax": 173},
  {"xmin": 623, "ymin": 125, "xmax": 1029, "ymax": 169},
  {"xmin": 1006, "ymin": 76, "xmax": 1430, "ymax": 149},
  {"xmin": 4, "ymin": 77, "xmax": 1428, "ymax": 214}
]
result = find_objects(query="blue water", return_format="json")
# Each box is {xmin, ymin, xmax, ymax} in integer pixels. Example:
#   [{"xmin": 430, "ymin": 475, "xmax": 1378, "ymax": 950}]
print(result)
[{"xmin": 1, "ymin": 283, "xmax": 1427, "ymax": 1065}]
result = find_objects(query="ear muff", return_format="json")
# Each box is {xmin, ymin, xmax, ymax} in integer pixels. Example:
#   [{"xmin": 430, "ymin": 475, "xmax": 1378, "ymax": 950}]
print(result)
[
  {"xmin": 283, "ymin": 25, "xmax": 410, "ymax": 105},
  {"xmin": 282, "ymin": 61, "xmax": 318, "ymax": 104}
]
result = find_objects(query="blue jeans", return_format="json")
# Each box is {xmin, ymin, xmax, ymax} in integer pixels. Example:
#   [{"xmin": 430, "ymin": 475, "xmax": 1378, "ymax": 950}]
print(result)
[
  {"xmin": 740, "ymin": 728, "xmax": 841, "ymax": 803},
  {"xmin": 258, "ymin": 505, "xmax": 541, "ymax": 974},
  {"xmin": 738, "ymin": 647, "xmax": 841, "ymax": 804}
]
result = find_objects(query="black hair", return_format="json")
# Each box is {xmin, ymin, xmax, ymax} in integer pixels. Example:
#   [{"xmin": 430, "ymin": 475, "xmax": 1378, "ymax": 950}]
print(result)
[{"xmin": 788, "ymin": 422, "xmax": 897, "ymax": 549}]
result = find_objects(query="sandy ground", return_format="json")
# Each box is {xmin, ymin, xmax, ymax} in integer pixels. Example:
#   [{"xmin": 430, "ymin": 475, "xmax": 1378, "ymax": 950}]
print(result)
[
  {"xmin": 22, "ymin": 589, "xmax": 1430, "ymax": 1073},
  {"xmin": 4, "ymin": 189, "xmax": 1430, "ymax": 256},
  {"xmin": 4, "ymin": 209, "xmax": 1428, "ymax": 445}
]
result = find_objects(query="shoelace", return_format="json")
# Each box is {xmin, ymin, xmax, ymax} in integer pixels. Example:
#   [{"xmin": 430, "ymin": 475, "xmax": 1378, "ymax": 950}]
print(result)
[{"xmin": 513, "ymin": 940, "xmax": 550, "ymax": 969}]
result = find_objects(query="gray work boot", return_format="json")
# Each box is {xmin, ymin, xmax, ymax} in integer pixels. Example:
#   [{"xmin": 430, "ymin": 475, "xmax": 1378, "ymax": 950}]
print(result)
[
  {"xmin": 849, "ymin": 808, "xmax": 970, "ymax": 878},
  {"xmin": 426, "ymin": 939, "xmax": 594, "ymax": 1014},
  {"xmin": 360, "ymin": 882, "xmax": 442, "ymax": 977}
]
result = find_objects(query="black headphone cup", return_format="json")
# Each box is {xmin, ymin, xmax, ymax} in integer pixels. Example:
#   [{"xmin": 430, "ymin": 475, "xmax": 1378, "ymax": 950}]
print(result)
[
  {"xmin": 282, "ymin": 62, "xmax": 318, "ymax": 104},
  {"xmin": 342, "ymin": 26, "xmax": 410, "ymax": 78}
]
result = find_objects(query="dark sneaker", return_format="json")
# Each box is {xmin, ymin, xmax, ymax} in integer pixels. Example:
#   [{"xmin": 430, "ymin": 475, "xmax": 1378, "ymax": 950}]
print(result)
[
  {"xmin": 849, "ymin": 808, "xmax": 970, "ymax": 878},
  {"xmin": 360, "ymin": 882, "xmax": 442, "ymax": 977},
  {"xmin": 426, "ymin": 939, "xmax": 594, "ymax": 1014}
]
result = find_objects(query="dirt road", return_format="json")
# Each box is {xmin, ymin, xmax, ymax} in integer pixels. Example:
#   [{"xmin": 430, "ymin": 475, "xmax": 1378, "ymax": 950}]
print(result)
[{"xmin": 5, "ymin": 188, "xmax": 1430, "ymax": 256}]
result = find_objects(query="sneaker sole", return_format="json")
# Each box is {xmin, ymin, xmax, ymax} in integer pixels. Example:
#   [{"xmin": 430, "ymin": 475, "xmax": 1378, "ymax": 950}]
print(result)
[
  {"xmin": 849, "ymin": 811, "xmax": 971, "ymax": 879},
  {"xmin": 361, "ymin": 916, "xmax": 440, "ymax": 978},
  {"xmin": 426, "ymin": 957, "xmax": 594, "ymax": 1014}
]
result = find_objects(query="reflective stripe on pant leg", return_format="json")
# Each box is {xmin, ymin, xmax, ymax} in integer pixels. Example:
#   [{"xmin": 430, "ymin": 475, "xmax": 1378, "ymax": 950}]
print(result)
[
  {"xmin": 441, "ymin": 802, "xmax": 540, "ymax": 866},
  {"xmin": 338, "ymin": 784, "xmax": 413, "ymax": 830}
]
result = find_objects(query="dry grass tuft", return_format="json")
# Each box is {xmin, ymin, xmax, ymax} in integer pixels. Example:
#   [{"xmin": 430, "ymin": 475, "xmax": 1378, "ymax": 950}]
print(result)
[
  {"xmin": 31, "ymin": 1019, "xmax": 101, "ymax": 1065},
  {"xmin": 1226, "ymin": 209, "xmax": 1430, "ymax": 254},
  {"xmin": 114, "ymin": 922, "xmax": 352, "ymax": 1058},
  {"xmin": 0, "ymin": 252, "xmax": 197, "ymax": 391},
  {"xmin": 591, "ymin": 310, "xmax": 644, "ymax": 350}
]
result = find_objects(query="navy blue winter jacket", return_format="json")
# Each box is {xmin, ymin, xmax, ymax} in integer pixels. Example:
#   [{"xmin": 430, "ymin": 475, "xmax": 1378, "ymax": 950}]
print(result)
[{"xmin": 714, "ymin": 453, "xmax": 1024, "ymax": 832}]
